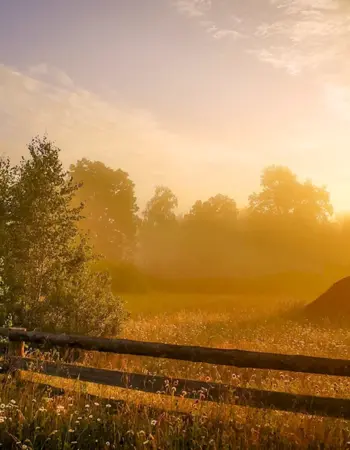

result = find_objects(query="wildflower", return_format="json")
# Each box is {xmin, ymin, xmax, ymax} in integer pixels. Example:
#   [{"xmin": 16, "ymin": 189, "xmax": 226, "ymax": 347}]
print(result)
[
  {"xmin": 78, "ymin": 417, "xmax": 82, "ymax": 420},
  {"xmin": 89, "ymin": 415, "xmax": 93, "ymax": 419},
  {"xmin": 10, "ymin": 400, "xmax": 16, "ymax": 404},
  {"xmin": 97, "ymin": 418, "xmax": 101, "ymax": 422},
  {"xmin": 32, "ymin": 399, "xmax": 37, "ymax": 403},
  {"xmin": 151, "ymin": 420, "xmax": 157, "ymax": 426},
  {"xmin": 106, "ymin": 404, "xmax": 111, "ymax": 409},
  {"xmin": 75, "ymin": 420, "xmax": 80, "ymax": 425},
  {"xmin": 68, "ymin": 429, "xmax": 75, "ymax": 433},
  {"xmin": 35, "ymin": 427, "xmax": 40, "ymax": 431},
  {"xmin": 0, "ymin": 418, "xmax": 5, "ymax": 423},
  {"xmin": 94, "ymin": 402, "xmax": 99, "ymax": 406},
  {"xmin": 0, "ymin": 405, "xmax": 4, "ymax": 409},
  {"xmin": 22, "ymin": 445, "xmax": 28, "ymax": 450},
  {"xmin": 105, "ymin": 442, "xmax": 111, "ymax": 447},
  {"xmin": 85, "ymin": 404, "xmax": 90, "ymax": 408},
  {"xmin": 138, "ymin": 431, "xmax": 146, "ymax": 437},
  {"xmin": 71, "ymin": 442, "xmax": 78, "ymax": 445}
]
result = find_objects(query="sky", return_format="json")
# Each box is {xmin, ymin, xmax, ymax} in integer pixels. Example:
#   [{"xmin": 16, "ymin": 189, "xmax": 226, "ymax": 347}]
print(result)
[{"xmin": 0, "ymin": 0, "xmax": 349, "ymax": 212}]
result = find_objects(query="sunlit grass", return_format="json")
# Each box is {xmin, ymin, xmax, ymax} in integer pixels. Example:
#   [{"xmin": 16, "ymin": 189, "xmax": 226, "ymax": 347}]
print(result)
[{"xmin": 2, "ymin": 293, "xmax": 350, "ymax": 448}]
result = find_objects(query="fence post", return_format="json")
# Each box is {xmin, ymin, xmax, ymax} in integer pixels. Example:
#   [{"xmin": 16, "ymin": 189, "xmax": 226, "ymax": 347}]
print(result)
[
  {"xmin": 7, "ymin": 328, "xmax": 26, "ymax": 381},
  {"xmin": 8, "ymin": 328, "xmax": 26, "ymax": 358}
]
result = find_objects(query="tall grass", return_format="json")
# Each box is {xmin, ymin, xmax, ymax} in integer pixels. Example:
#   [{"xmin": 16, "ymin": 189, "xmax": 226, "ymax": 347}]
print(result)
[{"xmin": 2, "ymin": 293, "xmax": 350, "ymax": 449}]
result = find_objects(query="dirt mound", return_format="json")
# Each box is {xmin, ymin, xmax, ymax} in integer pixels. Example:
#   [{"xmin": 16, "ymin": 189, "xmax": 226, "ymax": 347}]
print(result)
[{"xmin": 304, "ymin": 276, "xmax": 350, "ymax": 322}]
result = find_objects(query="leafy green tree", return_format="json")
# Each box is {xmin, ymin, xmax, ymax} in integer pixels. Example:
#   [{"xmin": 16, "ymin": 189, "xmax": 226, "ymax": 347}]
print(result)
[
  {"xmin": 181, "ymin": 194, "xmax": 238, "ymax": 276},
  {"xmin": 246, "ymin": 165, "xmax": 334, "ymax": 272},
  {"xmin": 185, "ymin": 194, "xmax": 237, "ymax": 225},
  {"xmin": 139, "ymin": 186, "xmax": 180, "ymax": 275},
  {"xmin": 0, "ymin": 136, "xmax": 127, "ymax": 336},
  {"xmin": 70, "ymin": 159, "xmax": 139, "ymax": 261},
  {"xmin": 143, "ymin": 185, "xmax": 178, "ymax": 228},
  {"xmin": 248, "ymin": 165, "xmax": 333, "ymax": 222}
]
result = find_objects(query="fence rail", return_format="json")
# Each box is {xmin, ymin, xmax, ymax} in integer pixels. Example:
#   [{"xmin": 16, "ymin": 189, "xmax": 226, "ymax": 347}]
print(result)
[
  {"xmin": 1, "ymin": 328, "xmax": 350, "ymax": 419},
  {"xmin": 1, "ymin": 327, "xmax": 350, "ymax": 377}
]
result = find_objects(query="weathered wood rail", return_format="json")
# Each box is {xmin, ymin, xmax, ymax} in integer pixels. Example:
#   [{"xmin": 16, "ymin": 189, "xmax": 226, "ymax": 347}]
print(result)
[{"xmin": 1, "ymin": 327, "xmax": 350, "ymax": 419}]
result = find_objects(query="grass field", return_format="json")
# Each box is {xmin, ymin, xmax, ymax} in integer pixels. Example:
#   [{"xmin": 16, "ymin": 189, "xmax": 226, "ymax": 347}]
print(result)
[{"xmin": 2, "ymin": 292, "xmax": 350, "ymax": 449}]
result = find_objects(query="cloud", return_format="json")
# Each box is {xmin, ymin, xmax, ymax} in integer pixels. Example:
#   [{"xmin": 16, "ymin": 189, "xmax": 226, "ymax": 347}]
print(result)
[
  {"xmin": 174, "ymin": 0, "xmax": 211, "ymax": 17},
  {"xmin": 0, "ymin": 63, "xmax": 254, "ymax": 209},
  {"xmin": 200, "ymin": 21, "xmax": 242, "ymax": 40},
  {"xmin": 252, "ymin": 0, "xmax": 350, "ymax": 120},
  {"xmin": 174, "ymin": 0, "xmax": 243, "ymax": 40},
  {"xmin": 28, "ymin": 63, "xmax": 74, "ymax": 88},
  {"xmin": 174, "ymin": 0, "xmax": 350, "ymax": 112},
  {"xmin": 174, "ymin": 0, "xmax": 349, "ymax": 78},
  {"xmin": 254, "ymin": 1, "xmax": 350, "ymax": 73}
]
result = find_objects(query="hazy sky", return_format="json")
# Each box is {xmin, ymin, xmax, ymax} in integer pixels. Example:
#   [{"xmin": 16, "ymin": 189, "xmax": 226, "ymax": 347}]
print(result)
[{"xmin": 0, "ymin": 0, "xmax": 349, "ymax": 212}]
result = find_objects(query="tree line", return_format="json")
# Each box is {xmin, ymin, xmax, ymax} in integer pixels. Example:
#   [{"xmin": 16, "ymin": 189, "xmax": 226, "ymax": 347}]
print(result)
[
  {"xmin": 69, "ymin": 149, "xmax": 349, "ymax": 296},
  {"xmin": 1, "ymin": 136, "xmax": 349, "ymax": 334}
]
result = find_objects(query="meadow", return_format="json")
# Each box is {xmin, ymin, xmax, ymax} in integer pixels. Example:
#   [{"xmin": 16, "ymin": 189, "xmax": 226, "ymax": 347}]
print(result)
[{"xmin": 2, "ymin": 292, "xmax": 350, "ymax": 449}]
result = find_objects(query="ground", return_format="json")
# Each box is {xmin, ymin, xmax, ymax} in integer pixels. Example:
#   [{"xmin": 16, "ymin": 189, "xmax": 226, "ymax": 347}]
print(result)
[{"xmin": 2, "ymin": 293, "xmax": 350, "ymax": 449}]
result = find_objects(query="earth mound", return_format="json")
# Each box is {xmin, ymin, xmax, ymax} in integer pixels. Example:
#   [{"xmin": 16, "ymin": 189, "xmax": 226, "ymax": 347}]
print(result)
[{"xmin": 304, "ymin": 276, "xmax": 350, "ymax": 322}]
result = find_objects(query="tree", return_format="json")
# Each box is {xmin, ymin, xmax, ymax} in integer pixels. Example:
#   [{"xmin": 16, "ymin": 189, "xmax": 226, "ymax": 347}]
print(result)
[
  {"xmin": 246, "ymin": 165, "xmax": 334, "ymax": 272},
  {"xmin": 0, "ymin": 157, "xmax": 12, "ymax": 254},
  {"xmin": 142, "ymin": 186, "xmax": 178, "ymax": 228},
  {"xmin": 70, "ymin": 159, "xmax": 139, "ymax": 261},
  {"xmin": 185, "ymin": 194, "xmax": 237, "ymax": 225},
  {"xmin": 248, "ymin": 165, "xmax": 333, "ymax": 222},
  {"xmin": 0, "ymin": 136, "xmax": 127, "ymax": 336},
  {"xmin": 180, "ymin": 194, "xmax": 238, "ymax": 276},
  {"xmin": 138, "ymin": 186, "xmax": 180, "ymax": 275},
  {"xmin": 0, "ymin": 157, "xmax": 13, "ymax": 305}
]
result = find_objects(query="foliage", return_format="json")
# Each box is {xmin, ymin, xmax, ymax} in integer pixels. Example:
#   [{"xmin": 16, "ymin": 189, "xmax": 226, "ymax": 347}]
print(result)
[
  {"xmin": 0, "ymin": 136, "xmax": 127, "ymax": 336},
  {"xmin": 93, "ymin": 259, "xmax": 149, "ymax": 294},
  {"xmin": 142, "ymin": 185, "xmax": 178, "ymax": 228},
  {"xmin": 70, "ymin": 159, "xmax": 139, "ymax": 261},
  {"xmin": 4, "ymin": 135, "xmax": 350, "ymax": 296},
  {"xmin": 248, "ymin": 165, "xmax": 333, "ymax": 222},
  {"xmin": 138, "ymin": 186, "xmax": 181, "ymax": 275},
  {"xmin": 185, "ymin": 194, "xmax": 237, "ymax": 225}
]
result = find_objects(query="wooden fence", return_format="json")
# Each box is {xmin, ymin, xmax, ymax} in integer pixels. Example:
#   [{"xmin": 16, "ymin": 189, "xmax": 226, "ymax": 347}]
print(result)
[{"xmin": 1, "ymin": 327, "xmax": 350, "ymax": 419}]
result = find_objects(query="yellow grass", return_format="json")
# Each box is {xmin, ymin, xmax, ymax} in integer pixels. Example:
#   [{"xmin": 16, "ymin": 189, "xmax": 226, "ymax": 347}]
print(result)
[{"xmin": 2, "ymin": 292, "xmax": 350, "ymax": 448}]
